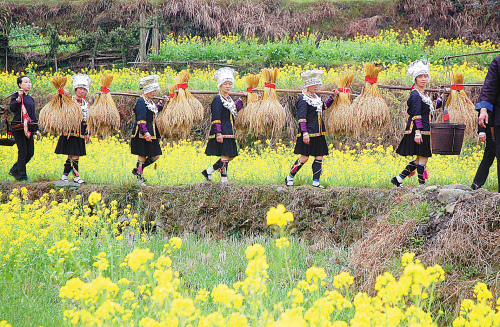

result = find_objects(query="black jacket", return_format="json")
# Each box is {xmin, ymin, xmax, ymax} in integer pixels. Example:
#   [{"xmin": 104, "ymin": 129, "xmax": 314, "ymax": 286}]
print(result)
[
  {"xmin": 296, "ymin": 94, "xmax": 329, "ymax": 137},
  {"xmin": 209, "ymin": 95, "xmax": 243, "ymax": 138},
  {"xmin": 476, "ymin": 54, "xmax": 500, "ymax": 127},
  {"xmin": 132, "ymin": 97, "xmax": 162, "ymax": 139},
  {"xmin": 10, "ymin": 92, "xmax": 38, "ymax": 132},
  {"xmin": 404, "ymin": 90, "xmax": 431, "ymax": 135}
]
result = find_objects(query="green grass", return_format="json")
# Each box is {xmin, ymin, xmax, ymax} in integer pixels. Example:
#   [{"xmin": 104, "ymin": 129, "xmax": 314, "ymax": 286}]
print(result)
[{"xmin": 0, "ymin": 234, "xmax": 349, "ymax": 326}]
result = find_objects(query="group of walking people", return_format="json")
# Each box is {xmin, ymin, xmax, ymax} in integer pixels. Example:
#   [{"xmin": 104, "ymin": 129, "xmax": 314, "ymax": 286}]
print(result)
[{"xmin": 7, "ymin": 56, "xmax": 500, "ymax": 192}]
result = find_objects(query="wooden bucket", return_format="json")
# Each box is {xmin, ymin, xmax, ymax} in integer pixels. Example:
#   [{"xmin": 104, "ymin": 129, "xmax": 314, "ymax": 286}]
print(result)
[{"xmin": 430, "ymin": 122, "xmax": 466, "ymax": 155}]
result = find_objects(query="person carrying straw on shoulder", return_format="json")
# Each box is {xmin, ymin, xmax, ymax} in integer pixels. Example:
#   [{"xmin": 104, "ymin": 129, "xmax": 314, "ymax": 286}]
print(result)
[
  {"xmin": 55, "ymin": 74, "xmax": 92, "ymax": 184},
  {"xmin": 285, "ymin": 70, "xmax": 339, "ymax": 188},
  {"xmin": 131, "ymin": 75, "xmax": 168, "ymax": 186},
  {"xmin": 202, "ymin": 67, "xmax": 246, "ymax": 183}
]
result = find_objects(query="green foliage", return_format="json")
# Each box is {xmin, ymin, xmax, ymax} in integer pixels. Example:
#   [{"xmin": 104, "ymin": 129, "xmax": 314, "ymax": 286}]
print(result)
[
  {"xmin": 8, "ymin": 23, "xmax": 79, "ymax": 54},
  {"xmin": 149, "ymin": 29, "xmax": 500, "ymax": 69},
  {"xmin": 387, "ymin": 201, "xmax": 442, "ymax": 225}
]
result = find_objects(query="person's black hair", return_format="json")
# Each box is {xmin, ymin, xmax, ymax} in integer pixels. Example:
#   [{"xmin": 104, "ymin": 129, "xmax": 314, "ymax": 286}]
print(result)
[{"xmin": 17, "ymin": 75, "xmax": 29, "ymax": 88}]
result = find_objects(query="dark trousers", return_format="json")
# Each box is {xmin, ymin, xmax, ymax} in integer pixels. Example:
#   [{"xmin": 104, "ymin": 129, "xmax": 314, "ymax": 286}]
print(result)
[
  {"xmin": 496, "ymin": 128, "xmax": 500, "ymax": 192},
  {"xmin": 472, "ymin": 130, "xmax": 496, "ymax": 189},
  {"xmin": 11, "ymin": 130, "xmax": 34, "ymax": 180}
]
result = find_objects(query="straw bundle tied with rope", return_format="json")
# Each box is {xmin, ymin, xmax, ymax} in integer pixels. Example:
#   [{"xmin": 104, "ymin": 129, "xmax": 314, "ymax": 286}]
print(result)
[
  {"xmin": 350, "ymin": 63, "xmax": 390, "ymax": 136},
  {"xmin": 39, "ymin": 76, "xmax": 83, "ymax": 135},
  {"xmin": 157, "ymin": 84, "xmax": 191, "ymax": 140},
  {"xmin": 182, "ymin": 70, "xmax": 204, "ymax": 122},
  {"xmin": 444, "ymin": 73, "xmax": 477, "ymax": 137},
  {"xmin": 325, "ymin": 73, "xmax": 354, "ymax": 135},
  {"xmin": 87, "ymin": 75, "xmax": 120, "ymax": 138},
  {"xmin": 236, "ymin": 74, "xmax": 260, "ymax": 132},
  {"xmin": 157, "ymin": 70, "xmax": 203, "ymax": 141},
  {"xmin": 252, "ymin": 68, "xmax": 286, "ymax": 136}
]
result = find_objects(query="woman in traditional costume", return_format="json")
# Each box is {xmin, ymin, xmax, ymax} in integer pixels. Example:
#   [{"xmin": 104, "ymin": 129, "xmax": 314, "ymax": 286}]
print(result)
[
  {"xmin": 131, "ymin": 75, "xmax": 168, "ymax": 186},
  {"xmin": 55, "ymin": 74, "xmax": 92, "ymax": 184},
  {"xmin": 285, "ymin": 70, "xmax": 338, "ymax": 188},
  {"xmin": 392, "ymin": 60, "xmax": 443, "ymax": 187},
  {"xmin": 202, "ymin": 67, "xmax": 244, "ymax": 183}
]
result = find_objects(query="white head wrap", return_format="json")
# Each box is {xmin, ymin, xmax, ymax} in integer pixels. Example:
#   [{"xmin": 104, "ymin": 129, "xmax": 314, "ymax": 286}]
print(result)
[
  {"xmin": 71, "ymin": 74, "xmax": 92, "ymax": 92},
  {"xmin": 301, "ymin": 70, "xmax": 324, "ymax": 88},
  {"xmin": 214, "ymin": 67, "xmax": 236, "ymax": 88},
  {"xmin": 407, "ymin": 59, "xmax": 431, "ymax": 83},
  {"xmin": 140, "ymin": 75, "xmax": 161, "ymax": 94}
]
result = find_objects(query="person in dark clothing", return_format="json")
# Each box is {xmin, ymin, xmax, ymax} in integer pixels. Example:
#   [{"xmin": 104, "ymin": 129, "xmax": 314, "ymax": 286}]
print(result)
[
  {"xmin": 55, "ymin": 74, "xmax": 92, "ymax": 184},
  {"xmin": 130, "ymin": 75, "xmax": 169, "ymax": 186},
  {"xmin": 9, "ymin": 75, "xmax": 41, "ymax": 182},
  {"xmin": 285, "ymin": 70, "xmax": 339, "ymax": 188},
  {"xmin": 130, "ymin": 75, "xmax": 168, "ymax": 186},
  {"xmin": 392, "ymin": 60, "xmax": 443, "ymax": 187},
  {"xmin": 471, "ymin": 109, "xmax": 496, "ymax": 190},
  {"xmin": 477, "ymin": 54, "xmax": 500, "ymax": 192},
  {"xmin": 202, "ymin": 67, "xmax": 245, "ymax": 183}
]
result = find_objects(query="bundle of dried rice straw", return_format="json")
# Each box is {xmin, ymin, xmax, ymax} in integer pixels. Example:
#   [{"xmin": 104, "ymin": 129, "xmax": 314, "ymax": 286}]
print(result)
[
  {"xmin": 87, "ymin": 75, "xmax": 120, "ymax": 138},
  {"xmin": 251, "ymin": 68, "xmax": 286, "ymax": 136},
  {"xmin": 39, "ymin": 76, "xmax": 83, "ymax": 135},
  {"xmin": 350, "ymin": 63, "xmax": 390, "ymax": 136},
  {"xmin": 157, "ymin": 70, "xmax": 204, "ymax": 141},
  {"xmin": 444, "ymin": 73, "xmax": 477, "ymax": 137},
  {"xmin": 182, "ymin": 70, "xmax": 204, "ymax": 122},
  {"xmin": 324, "ymin": 73, "xmax": 354, "ymax": 135},
  {"xmin": 235, "ymin": 74, "xmax": 260, "ymax": 132},
  {"xmin": 157, "ymin": 84, "xmax": 191, "ymax": 140}
]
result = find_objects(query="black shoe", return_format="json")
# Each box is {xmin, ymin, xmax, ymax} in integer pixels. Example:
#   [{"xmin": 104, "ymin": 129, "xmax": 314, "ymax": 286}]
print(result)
[
  {"xmin": 391, "ymin": 176, "xmax": 403, "ymax": 187},
  {"xmin": 9, "ymin": 169, "xmax": 19, "ymax": 180},
  {"xmin": 471, "ymin": 183, "xmax": 480, "ymax": 190},
  {"xmin": 202, "ymin": 170, "xmax": 211, "ymax": 182}
]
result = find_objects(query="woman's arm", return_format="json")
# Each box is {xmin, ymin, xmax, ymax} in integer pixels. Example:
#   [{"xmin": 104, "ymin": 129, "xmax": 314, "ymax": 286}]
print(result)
[
  {"xmin": 476, "ymin": 57, "xmax": 499, "ymax": 113},
  {"xmin": 9, "ymin": 93, "xmax": 21, "ymax": 114},
  {"xmin": 135, "ymin": 98, "xmax": 149, "ymax": 135},
  {"xmin": 235, "ymin": 98, "xmax": 244, "ymax": 112},
  {"xmin": 409, "ymin": 91, "xmax": 423, "ymax": 130},
  {"xmin": 297, "ymin": 97, "xmax": 308, "ymax": 134},
  {"xmin": 297, "ymin": 97, "xmax": 310, "ymax": 144},
  {"xmin": 211, "ymin": 96, "xmax": 223, "ymax": 134}
]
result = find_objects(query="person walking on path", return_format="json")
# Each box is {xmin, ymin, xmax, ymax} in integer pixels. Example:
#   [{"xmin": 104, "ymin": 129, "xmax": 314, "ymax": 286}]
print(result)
[
  {"xmin": 477, "ymin": 54, "xmax": 500, "ymax": 192},
  {"xmin": 9, "ymin": 75, "xmax": 41, "ymax": 182},
  {"xmin": 285, "ymin": 70, "xmax": 339, "ymax": 188},
  {"xmin": 55, "ymin": 74, "xmax": 92, "ymax": 184},
  {"xmin": 392, "ymin": 60, "xmax": 443, "ymax": 187},
  {"xmin": 131, "ymin": 75, "xmax": 168, "ymax": 186},
  {"xmin": 202, "ymin": 67, "xmax": 245, "ymax": 183}
]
